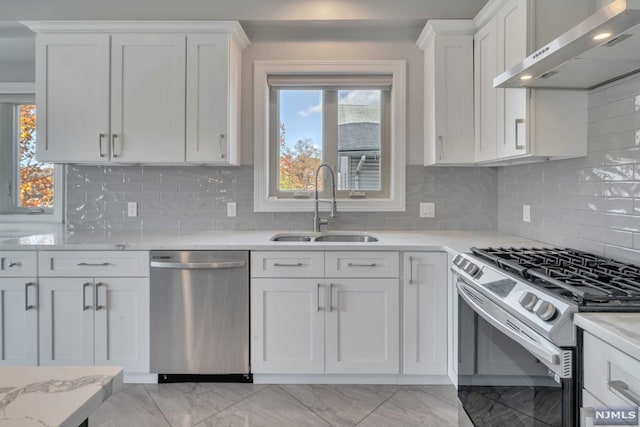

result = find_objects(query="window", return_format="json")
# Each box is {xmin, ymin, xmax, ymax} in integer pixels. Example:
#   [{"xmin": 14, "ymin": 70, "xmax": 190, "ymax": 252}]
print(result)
[
  {"xmin": 0, "ymin": 85, "xmax": 63, "ymax": 222},
  {"xmin": 255, "ymin": 61, "xmax": 406, "ymax": 212}
]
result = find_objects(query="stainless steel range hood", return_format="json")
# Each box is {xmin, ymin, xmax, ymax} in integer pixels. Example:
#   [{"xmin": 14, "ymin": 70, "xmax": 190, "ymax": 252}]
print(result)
[{"xmin": 494, "ymin": 0, "xmax": 640, "ymax": 89}]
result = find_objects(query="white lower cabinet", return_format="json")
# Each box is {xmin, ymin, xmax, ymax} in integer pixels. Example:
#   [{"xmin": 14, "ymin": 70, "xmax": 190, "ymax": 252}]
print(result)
[
  {"xmin": 251, "ymin": 278, "xmax": 325, "ymax": 374},
  {"xmin": 403, "ymin": 252, "xmax": 448, "ymax": 375},
  {"xmin": 39, "ymin": 277, "xmax": 149, "ymax": 372},
  {"xmin": 325, "ymin": 279, "xmax": 399, "ymax": 374},
  {"xmin": 583, "ymin": 331, "xmax": 640, "ymax": 410},
  {"xmin": 37, "ymin": 251, "xmax": 150, "ymax": 374},
  {"xmin": 251, "ymin": 251, "xmax": 400, "ymax": 376},
  {"xmin": 0, "ymin": 278, "xmax": 39, "ymax": 366},
  {"xmin": 0, "ymin": 251, "xmax": 39, "ymax": 366}
]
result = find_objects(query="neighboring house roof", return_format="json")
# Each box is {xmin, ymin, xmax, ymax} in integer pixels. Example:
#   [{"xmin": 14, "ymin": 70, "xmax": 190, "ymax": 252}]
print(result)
[{"xmin": 338, "ymin": 104, "xmax": 381, "ymax": 152}]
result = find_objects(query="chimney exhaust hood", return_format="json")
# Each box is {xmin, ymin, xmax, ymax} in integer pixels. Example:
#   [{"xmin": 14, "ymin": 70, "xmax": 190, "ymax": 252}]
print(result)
[{"xmin": 494, "ymin": 0, "xmax": 640, "ymax": 90}]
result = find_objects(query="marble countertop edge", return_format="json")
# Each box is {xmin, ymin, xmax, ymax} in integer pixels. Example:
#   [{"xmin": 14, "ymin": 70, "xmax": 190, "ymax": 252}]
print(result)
[{"xmin": 575, "ymin": 313, "xmax": 640, "ymax": 362}]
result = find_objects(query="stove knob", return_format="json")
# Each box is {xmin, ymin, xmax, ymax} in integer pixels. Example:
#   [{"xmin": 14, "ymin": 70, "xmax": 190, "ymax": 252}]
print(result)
[
  {"xmin": 518, "ymin": 292, "xmax": 538, "ymax": 311},
  {"xmin": 535, "ymin": 301, "xmax": 558, "ymax": 321},
  {"xmin": 453, "ymin": 255, "xmax": 464, "ymax": 266},
  {"xmin": 465, "ymin": 263, "xmax": 480, "ymax": 276}
]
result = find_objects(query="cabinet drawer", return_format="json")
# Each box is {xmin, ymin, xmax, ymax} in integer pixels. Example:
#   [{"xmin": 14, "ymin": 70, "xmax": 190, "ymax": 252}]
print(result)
[
  {"xmin": 251, "ymin": 252, "xmax": 324, "ymax": 278},
  {"xmin": 325, "ymin": 252, "xmax": 399, "ymax": 278},
  {"xmin": 38, "ymin": 251, "xmax": 149, "ymax": 277},
  {"xmin": 0, "ymin": 251, "xmax": 37, "ymax": 277},
  {"xmin": 583, "ymin": 332, "xmax": 640, "ymax": 407}
]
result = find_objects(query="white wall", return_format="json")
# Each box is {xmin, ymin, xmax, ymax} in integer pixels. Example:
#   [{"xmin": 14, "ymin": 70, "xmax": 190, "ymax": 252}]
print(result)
[{"xmin": 240, "ymin": 39, "xmax": 425, "ymax": 165}]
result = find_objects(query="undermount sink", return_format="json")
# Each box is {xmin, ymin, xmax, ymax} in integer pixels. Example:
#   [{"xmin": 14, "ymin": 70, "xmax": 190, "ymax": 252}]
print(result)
[{"xmin": 270, "ymin": 233, "xmax": 378, "ymax": 243}]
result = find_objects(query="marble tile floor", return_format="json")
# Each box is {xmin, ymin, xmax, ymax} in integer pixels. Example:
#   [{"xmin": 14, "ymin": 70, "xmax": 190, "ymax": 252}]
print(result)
[{"xmin": 89, "ymin": 383, "xmax": 460, "ymax": 427}]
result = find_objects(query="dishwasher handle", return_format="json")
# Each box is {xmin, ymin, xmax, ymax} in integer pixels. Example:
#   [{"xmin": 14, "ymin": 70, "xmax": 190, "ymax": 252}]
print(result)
[{"xmin": 150, "ymin": 260, "xmax": 246, "ymax": 270}]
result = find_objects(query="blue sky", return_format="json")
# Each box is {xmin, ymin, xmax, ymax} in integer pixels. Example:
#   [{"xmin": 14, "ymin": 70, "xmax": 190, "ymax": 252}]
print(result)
[
  {"xmin": 278, "ymin": 89, "xmax": 381, "ymax": 153},
  {"xmin": 279, "ymin": 90, "xmax": 323, "ymax": 152}
]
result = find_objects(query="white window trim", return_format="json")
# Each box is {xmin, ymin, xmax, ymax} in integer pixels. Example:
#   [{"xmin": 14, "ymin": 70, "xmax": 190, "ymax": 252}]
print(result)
[
  {"xmin": 253, "ymin": 60, "xmax": 406, "ymax": 213},
  {"xmin": 0, "ymin": 83, "xmax": 64, "ymax": 223}
]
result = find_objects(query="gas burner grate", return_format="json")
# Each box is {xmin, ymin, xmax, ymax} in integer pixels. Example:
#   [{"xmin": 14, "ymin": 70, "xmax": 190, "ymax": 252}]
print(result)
[{"xmin": 470, "ymin": 247, "xmax": 640, "ymax": 305}]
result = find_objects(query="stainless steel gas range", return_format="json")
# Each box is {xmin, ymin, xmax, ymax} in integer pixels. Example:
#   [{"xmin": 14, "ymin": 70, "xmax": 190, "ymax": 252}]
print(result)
[{"xmin": 451, "ymin": 247, "xmax": 640, "ymax": 427}]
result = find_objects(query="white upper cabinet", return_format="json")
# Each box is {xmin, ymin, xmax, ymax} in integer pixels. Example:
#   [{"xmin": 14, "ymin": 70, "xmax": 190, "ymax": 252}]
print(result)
[
  {"xmin": 35, "ymin": 34, "xmax": 111, "ymax": 163},
  {"xmin": 110, "ymin": 34, "xmax": 186, "ymax": 163},
  {"xmin": 474, "ymin": 17, "xmax": 499, "ymax": 163},
  {"xmin": 27, "ymin": 21, "xmax": 249, "ymax": 165},
  {"xmin": 186, "ymin": 34, "xmax": 242, "ymax": 164},
  {"xmin": 473, "ymin": 0, "xmax": 591, "ymax": 165},
  {"xmin": 417, "ymin": 21, "xmax": 475, "ymax": 165}
]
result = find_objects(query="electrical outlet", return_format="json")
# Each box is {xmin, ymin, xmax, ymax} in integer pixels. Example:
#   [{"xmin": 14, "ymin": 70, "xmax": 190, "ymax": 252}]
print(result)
[
  {"xmin": 227, "ymin": 202, "xmax": 237, "ymax": 217},
  {"xmin": 127, "ymin": 202, "xmax": 138, "ymax": 217},
  {"xmin": 523, "ymin": 205, "xmax": 531, "ymax": 223},
  {"xmin": 420, "ymin": 202, "xmax": 435, "ymax": 218}
]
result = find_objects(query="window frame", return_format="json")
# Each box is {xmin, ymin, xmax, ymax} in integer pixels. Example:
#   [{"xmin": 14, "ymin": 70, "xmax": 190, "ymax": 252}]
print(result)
[
  {"xmin": 268, "ymin": 86, "xmax": 390, "ymax": 200},
  {"xmin": 0, "ymin": 83, "xmax": 64, "ymax": 223},
  {"xmin": 254, "ymin": 61, "xmax": 406, "ymax": 213}
]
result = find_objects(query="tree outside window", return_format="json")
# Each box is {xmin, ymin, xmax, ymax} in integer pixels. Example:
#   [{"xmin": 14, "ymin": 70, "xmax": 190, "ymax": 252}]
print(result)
[{"xmin": 17, "ymin": 104, "xmax": 54, "ymax": 209}]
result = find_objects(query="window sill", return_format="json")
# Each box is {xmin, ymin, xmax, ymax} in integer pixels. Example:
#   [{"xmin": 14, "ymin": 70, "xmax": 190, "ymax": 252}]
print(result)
[{"xmin": 254, "ymin": 197, "xmax": 405, "ymax": 213}]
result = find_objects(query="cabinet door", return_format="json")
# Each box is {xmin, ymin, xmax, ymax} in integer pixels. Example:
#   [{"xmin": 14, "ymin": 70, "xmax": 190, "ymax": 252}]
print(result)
[
  {"xmin": 431, "ymin": 35, "xmax": 474, "ymax": 164},
  {"xmin": 497, "ymin": 0, "xmax": 528, "ymax": 159},
  {"xmin": 39, "ymin": 278, "xmax": 94, "ymax": 365},
  {"xmin": 35, "ymin": 34, "xmax": 110, "ymax": 162},
  {"xmin": 403, "ymin": 252, "xmax": 447, "ymax": 375},
  {"xmin": 474, "ymin": 17, "xmax": 498, "ymax": 162},
  {"xmin": 110, "ymin": 34, "xmax": 186, "ymax": 163},
  {"xmin": 94, "ymin": 278, "xmax": 149, "ymax": 373},
  {"xmin": 325, "ymin": 278, "xmax": 399, "ymax": 374},
  {"xmin": 251, "ymin": 278, "xmax": 325, "ymax": 374},
  {"xmin": 186, "ymin": 34, "xmax": 235, "ymax": 164},
  {"xmin": 0, "ymin": 279, "xmax": 38, "ymax": 365}
]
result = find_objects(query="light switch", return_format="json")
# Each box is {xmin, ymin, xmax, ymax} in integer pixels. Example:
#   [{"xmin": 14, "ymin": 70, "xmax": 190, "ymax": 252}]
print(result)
[
  {"xmin": 523, "ymin": 205, "xmax": 531, "ymax": 223},
  {"xmin": 127, "ymin": 202, "xmax": 138, "ymax": 217},
  {"xmin": 420, "ymin": 202, "xmax": 435, "ymax": 218},
  {"xmin": 227, "ymin": 202, "xmax": 237, "ymax": 217}
]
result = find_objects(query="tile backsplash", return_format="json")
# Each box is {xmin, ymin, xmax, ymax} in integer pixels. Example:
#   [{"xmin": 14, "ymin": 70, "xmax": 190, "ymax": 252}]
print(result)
[
  {"xmin": 66, "ymin": 165, "xmax": 498, "ymax": 232},
  {"xmin": 498, "ymin": 73, "xmax": 640, "ymax": 264}
]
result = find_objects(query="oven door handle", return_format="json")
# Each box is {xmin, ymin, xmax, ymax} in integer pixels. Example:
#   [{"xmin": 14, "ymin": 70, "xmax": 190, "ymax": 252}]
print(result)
[{"xmin": 457, "ymin": 281, "xmax": 562, "ymax": 367}]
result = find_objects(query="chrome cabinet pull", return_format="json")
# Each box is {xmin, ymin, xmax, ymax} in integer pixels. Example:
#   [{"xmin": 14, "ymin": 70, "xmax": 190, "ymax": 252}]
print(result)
[
  {"xmin": 409, "ymin": 256, "xmax": 415, "ymax": 285},
  {"xmin": 112, "ymin": 134, "xmax": 119, "ymax": 158},
  {"xmin": 515, "ymin": 118, "xmax": 525, "ymax": 150},
  {"xmin": 329, "ymin": 283, "xmax": 334, "ymax": 312},
  {"xmin": 317, "ymin": 283, "xmax": 322, "ymax": 312},
  {"xmin": 609, "ymin": 380, "xmax": 640, "ymax": 406},
  {"xmin": 438, "ymin": 135, "xmax": 444, "ymax": 160},
  {"xmin": 95, "ymin": 283, "xmax": 107, "ymax": 311},
  {"xmin": 347, "ymin": 262, "xmax": 377, "ymax": 267},
  {"xmin": 77, "ymin": 262, "xmax": 112, "ymax": 267},
  {"xmin": 82, "ymin": 282, "xmax": 93, "ymax": 311},
  {"xmin": 25, "ymin": 282, "xmax": 37, "ymax": 310},
  {"xmin": 98, "ymin": 133, "xmax": 106, "ymax": 157},
  {"xmin": 273, "ymin": 262, "xmax": 303, "ymax": 267},
  {"xmin": 0, "ymin": 257, "xmax": 4, "ymax": 270},
  {"xmin": 150, "ymin": 260, "xmax": 245, "ymax": 269},
  {"xmin": 220, "ymin": 134, "xmax": 225, "ymax": 159}
]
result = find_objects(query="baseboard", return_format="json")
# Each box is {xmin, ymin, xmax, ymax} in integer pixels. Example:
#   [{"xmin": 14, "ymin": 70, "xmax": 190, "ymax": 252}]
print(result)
[
  {"xmin": 124, "ymin": 373, "xmax": 157, "ymax": 384},
  {"xmin": 253, "ymin": 374, "xmax": 453, "ymax": 385}
]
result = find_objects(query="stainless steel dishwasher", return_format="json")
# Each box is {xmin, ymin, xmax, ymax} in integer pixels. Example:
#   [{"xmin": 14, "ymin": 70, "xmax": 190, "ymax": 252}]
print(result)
[{"xmin": 150, "ymin": 250, "xmax": 250, "ymax": 382}]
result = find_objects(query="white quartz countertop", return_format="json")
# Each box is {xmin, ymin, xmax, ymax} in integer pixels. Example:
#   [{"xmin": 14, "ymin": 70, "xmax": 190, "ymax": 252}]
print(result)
[
  {"xmin": 575, "ymin": 313, "xmax": 640, "ymax": 361},
  {"xmin": 0, "ymin": 225, "xmax": 545, "ymax": 253},
  {"xmin": 0, "ymin": 366, "xmax": 122, "ymax": 427}
]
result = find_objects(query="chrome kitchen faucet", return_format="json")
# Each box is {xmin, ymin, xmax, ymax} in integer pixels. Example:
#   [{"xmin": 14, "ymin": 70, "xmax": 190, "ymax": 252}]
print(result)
[{"xmin": 313, "ymin": 163, "xmax": 338, "ymax": 232}]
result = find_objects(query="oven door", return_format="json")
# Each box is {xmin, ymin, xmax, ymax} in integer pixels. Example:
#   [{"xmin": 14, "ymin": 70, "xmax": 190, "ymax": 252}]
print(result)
[{"xmin": 456, "ymin": 276, "xmax": 575, "ymax": 427}]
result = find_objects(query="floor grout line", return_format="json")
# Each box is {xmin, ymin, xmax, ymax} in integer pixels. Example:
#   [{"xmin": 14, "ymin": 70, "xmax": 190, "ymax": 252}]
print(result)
[
  {"xmin": 193, "ymin": 384, "xmax": 273, "ymax": 427},
  {"xmin": 278, "ymin": 385, "xmax": 334, "ymax": 426},
  {"xmin": 142, "ymin": 384, "xmax": 174, "ymax": 427},
  {"xmin": 354, "ymin": 387, "xmax": 403, "ymax": 427}
]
